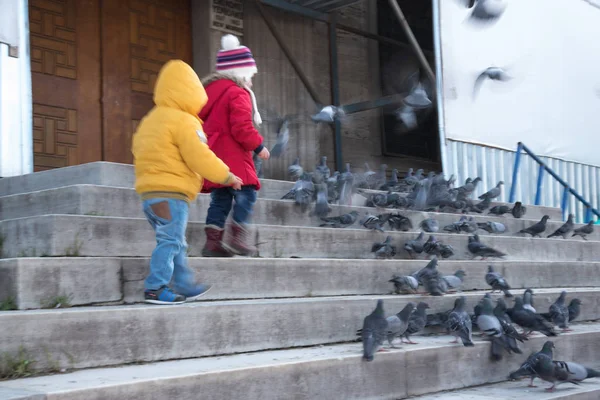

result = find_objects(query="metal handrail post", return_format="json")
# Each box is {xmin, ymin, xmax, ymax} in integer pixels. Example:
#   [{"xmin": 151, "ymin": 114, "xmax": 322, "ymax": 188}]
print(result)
[
  {"xmin": 508, "ymin": 142, "xmax": 523, "ymax": 203},
  {"xmin": 534, "ymin": 164, "xmax": 545, "ymax": 206},
  {"xmin": 561, "ymin": 186, "xmax": 570, "ymax": 220}
]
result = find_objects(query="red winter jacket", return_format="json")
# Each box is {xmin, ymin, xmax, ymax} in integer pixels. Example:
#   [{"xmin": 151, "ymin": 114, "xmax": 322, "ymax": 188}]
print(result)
[{"xmin": 199, "ymin": 74, "xmax": 264, "ymax": 192}]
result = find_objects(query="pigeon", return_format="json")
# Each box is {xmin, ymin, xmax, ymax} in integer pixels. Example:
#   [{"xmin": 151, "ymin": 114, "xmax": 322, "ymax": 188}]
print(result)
[
  {"xmin": 551, "ymin": 361, "xmax": 600, "ymax": 385},
  {"xmin": 519, "ymin": 215, "xmax": 550, "ymax": 237},
  {"xmin": 572, "ymin": 220, "xmax": 594, "ymax": 240},
  {"xmin": 494, "ymin": 298, "xmax": 528, "ymax": 353},
  {"xmin": 404, "ymin": 232, "xmax": 425, "ymax": 258},
  {"xmin": 372, "ymin": 236, "xmax": 397, "ymax": 259},
  {"xmin": 455, "ymin": 177, "xmax": 482, "ymax": 200},
  {"xmin": 444, "ymin": 216, "xmax": 468, "ymax": 233},
  {"xmin": 548, "ymin": 214, "xmax": 575, "ymax": 239},
  {"xmin": 473, "ymin": 68, "xmax": 512, "ymax": 99},
  {"xmin": 270, "ymin": 118, "xmax": 289, "ymax": 158},
  {"xmin": 319, "ymin": 211, "xmax": 359, "ymax": 228},
  {"xmin": 420, "ymin": 218, "xmax": 439, "ymax": 233},
  {"xmin": 287, "ymin": 157, "xmax": 303, "ymax": 181},
  {"xmin": 446, "ymin": 297, "xmax": 474, "ymax": 346},
  {"xmin": 387, "ymin": 213, "xmax": 413, "ymax": 231},
  {"xmin": 470, "ymin": 0, "xmax": 507, "ymax": 22},
  {"xmin": 311, "ymin": 105, "xmax": 340, "ymax": 123},
  {"xmin": 337, "ymin": 163, "xmax": 354, "ymax": 206},
  {"xmin": 442, "ymin": 270, "xmax": 466, "ymax": 291},
  {"xmin": 468, "ymin": 234, "xmax": 506, "ymax": 259},
  {"xmin": 511, "ymin": 201, "xmax": 527, "ymax": 218},
  {"xmin": 510, "ymin": 297, "xmax": 557, "ymax": 337},
  {"xmin": 509, "ymin": 341, "xmax": 555, "ymax": 387},
  {"xmin": 568, "ymin": 298, "xmax": 582, "ymax": 322},
  {"xmin": 488, "ymin": 205, "xmax": 511, "ymax": 216},
  {"xmin": 389, "ymin": 275, "xmax": 419, "ymax": 294},
  {"xmin": 360, "ymin": 300, "xmax": 389, "ymax": 361},
  {"xmin": 362, "ymin": 163, "xmax": 378, "ymax": 189},
  {"xmin": 313, "ymin": 183, "xmax": 331, "ymax": 218},
  {"xmin": 476, "ymin": 297, "xmax": 509, "ymax": 360},
  {"xmin": 315, "ymin": 156, "xmax": 331, "ymax": 182},
  {"xmin": 438, "ymin": 244, "xmax": 455, "ymax": 259},
  {"xmin": 478, "ymin": 181, "xmax": 504, "ymax": 201},
  {"xmin": 421, "ymin": 269, "xmax": 448, "ymax": 296},
  {"xmin": 423, "ymin": 235, "xmax": 442, "ymax": 258},
  {"xmin": 460, "ymin": 217, "xmax": 479, "ymax": 234},
  {"xmin": 548, "ymin": 291, "xmax": 571, "ymax": 331},
  {"xmin": 402, "ymin": 302, "xmax": 430, "ymax": 344},
  {"xmin": 281, "ymin": 173, "xmax": 314, "ymax": 211},
  {"xmin": 396, "ymin": 105, "xmax": 418, "ymax": 130},
  {"xmin": 361, "ymin": 213, "xmax": 387, "ymax": 232},
  {"xmin": 385, "ymin": 302, "xmax": 416, "ymax": 347},
  {"xmin": 485, "ymin": 265, "xmax": 513, "ymax": 297},
  {"xmin": 412, "ymin": 257, "xmax": 439, "ymax": 284},
  {"xmin": 523, "ymin": 288, "xmax": 536, "ymax": 313},
  {"xmin": 326, "ymin": 172, "xmax": 340, "ymax": 203},
  {"xmin": 477, "ymin": 221, "xmax": 506, "ymax": 234},
  {"xmin": 362, "ymin": 191, "xmax": 389, "ymax": 208},
  {"xmin": 380, "ymin": 168, "xmax": 399, "ymax": 191},
  {"xmin": 404, "ymin": 82, "xmax": 432, "ymax": 109}
]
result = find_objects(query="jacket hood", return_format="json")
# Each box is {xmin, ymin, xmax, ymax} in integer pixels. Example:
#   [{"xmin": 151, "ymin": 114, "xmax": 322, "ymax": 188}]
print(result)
[
  {"xmin": 198, "ymin": 73, "xmax": 245, "ymax": 121},
  {"xmin": 154, "ymin": 60, "xmax": 207, "ymax": 116}
]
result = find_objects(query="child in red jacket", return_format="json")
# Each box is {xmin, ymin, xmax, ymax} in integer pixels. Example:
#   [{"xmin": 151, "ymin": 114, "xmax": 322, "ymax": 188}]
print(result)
[{"xmin": 200, "ymin": 34, "xmax": 270, "ymax": 257}]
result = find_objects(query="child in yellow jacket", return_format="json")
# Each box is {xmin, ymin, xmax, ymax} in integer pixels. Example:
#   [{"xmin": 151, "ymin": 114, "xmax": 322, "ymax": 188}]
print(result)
[{"xmin": 132, "ymin": 60, "xmax": 242, "ymax": 305}]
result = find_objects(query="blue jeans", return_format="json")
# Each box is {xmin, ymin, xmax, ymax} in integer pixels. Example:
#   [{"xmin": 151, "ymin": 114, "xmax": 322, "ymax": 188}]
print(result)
[
  {"xmin": 205, "ymin": 186, "xmax": 257, "ymax": 228},
  {"xmin": 142, "ymin": 198, "xmax": 195, "ymax": 291}
]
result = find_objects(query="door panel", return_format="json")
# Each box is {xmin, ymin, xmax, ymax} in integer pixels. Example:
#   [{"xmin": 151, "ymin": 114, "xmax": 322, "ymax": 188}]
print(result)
[{"xmin": 29, "ymin": 0, "xmax": 102, "ymax": 171}]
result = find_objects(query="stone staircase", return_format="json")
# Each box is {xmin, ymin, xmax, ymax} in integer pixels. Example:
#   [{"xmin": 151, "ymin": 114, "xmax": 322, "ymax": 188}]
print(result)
[{"xmin": 0, "ymin": 161, "xmax": 599, "ymax": 399}]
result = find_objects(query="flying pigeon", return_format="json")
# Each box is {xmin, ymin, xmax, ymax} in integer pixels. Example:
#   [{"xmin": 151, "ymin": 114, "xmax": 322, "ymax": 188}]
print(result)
[
  {"xmin": 270, "ymin": 118, "xmax": 289, "ymax": 158},
  {"xmin": 470, "ymin": 0, "xmax": 507, "ymax": 22},
  {"xmin": 473, "ymin": 68, "xmax": 512, "ymax": 100},
  {"xmin": 311, "ymin": 105, "xmax": 341, "ymax": 123}
]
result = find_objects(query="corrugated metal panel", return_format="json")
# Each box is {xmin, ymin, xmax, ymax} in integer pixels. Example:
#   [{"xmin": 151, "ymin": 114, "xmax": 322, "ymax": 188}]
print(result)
[
  {"xmin": 446, "ymin": 140, "xmax": 600, "ymax": 223},
  {"xmin": 288, "ymin": 0, "xmax": 366, "ymax": 12}
]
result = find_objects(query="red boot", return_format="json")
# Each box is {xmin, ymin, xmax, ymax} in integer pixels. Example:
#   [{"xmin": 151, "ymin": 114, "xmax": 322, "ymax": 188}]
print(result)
[
  {"xmin": 222, "ymin": 222, "xmax": 257, "ymax": 256},
  {"xmin": 201, "ymin": 225, "xmax": 232, "ymax": 257}
]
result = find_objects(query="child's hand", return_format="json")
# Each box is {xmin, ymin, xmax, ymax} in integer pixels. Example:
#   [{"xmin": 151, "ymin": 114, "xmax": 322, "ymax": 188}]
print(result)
[
  {"xmin": 228, "ymin": 173, "xmax": 243, "ymax": 190},
  {"xmin": 258, "ymin": 147, "xmax": 270, "ymax": 160}
]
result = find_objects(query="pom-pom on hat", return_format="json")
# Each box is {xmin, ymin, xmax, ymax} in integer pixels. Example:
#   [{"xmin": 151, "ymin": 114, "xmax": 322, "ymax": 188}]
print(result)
[{"xmin": 216, "ymin": 34, "xmax": 258, "ymax": 81}]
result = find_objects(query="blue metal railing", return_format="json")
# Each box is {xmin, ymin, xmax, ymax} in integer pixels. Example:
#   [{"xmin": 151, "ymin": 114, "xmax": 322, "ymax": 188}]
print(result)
[{"xmin": 509, "ymin": 142, "xmax": 600, "ymax": 222}]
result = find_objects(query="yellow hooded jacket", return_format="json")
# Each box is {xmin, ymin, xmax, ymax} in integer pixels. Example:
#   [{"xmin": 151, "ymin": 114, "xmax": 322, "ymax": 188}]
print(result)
[{"xmin": 132, "ymin": 60, "xmax": 233, "ymax": 202}]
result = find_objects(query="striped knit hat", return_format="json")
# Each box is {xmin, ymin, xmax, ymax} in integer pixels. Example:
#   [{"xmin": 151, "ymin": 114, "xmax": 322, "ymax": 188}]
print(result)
[{"xmin": 216, "ymin": 34, "xmax": 258, "ymax": 82}]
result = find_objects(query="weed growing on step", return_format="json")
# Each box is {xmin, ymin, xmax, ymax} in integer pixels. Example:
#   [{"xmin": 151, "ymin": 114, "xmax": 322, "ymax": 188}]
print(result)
[
  {"xmin": 0, "ymin": 347, "xmax": 35, "ymax": 380},
  {"xmin": 63, "ymin": 234, "xmax": 83, "ymax": 257},
  {"xmin": 0, "ymin": 297, "xmax": 17, "ymax": 311},
  {"xmin": 41, "ymin": 294, "xmax": 72, "ymax": 309}
]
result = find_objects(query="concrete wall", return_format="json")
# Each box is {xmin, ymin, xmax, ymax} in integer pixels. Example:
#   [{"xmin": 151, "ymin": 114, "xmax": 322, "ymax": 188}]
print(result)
[{"xmin": 191, "ymin": 1, "xmax": 438, "ymax": 180}]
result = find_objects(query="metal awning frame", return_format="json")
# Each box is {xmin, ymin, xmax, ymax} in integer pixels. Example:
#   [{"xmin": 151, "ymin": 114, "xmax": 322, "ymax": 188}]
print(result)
[{"xmin": 256, "ymin": 0, "xmax": 435, "ymax": 171}]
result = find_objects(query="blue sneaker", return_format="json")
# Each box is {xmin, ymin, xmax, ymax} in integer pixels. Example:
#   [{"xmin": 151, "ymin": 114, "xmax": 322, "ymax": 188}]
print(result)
[
  {"xmin": 176, "ymin": 283, "xmax": 213, "ymax": 302},
  {"xmin": 144, "ymin": 286, "xmax": 186, "ymax": 305}
]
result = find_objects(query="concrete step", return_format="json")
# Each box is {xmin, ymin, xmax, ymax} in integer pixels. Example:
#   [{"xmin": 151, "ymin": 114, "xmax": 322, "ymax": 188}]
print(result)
[
  {"xmin": 0, "ymin": 323, "xmax": 598, "ymax": 400},
  {"xmin": 0, "ymin": 215, "xmax": 597, "ymax": 261},
  {"xmin": 412, "ymin": 379, "xmax": 600, "ymax": 399},
  {"xmin": 0, "ymin": 289, "xmax": 598, "ymax": 372},
  {"xmin": 0, "ymin": 161, "xmax": 294, "ymax": 199},
  {"xmin": 0, "ymin": 185, "xmax": 574, "ymax": 237},
  {"xmin": 3, "ymin": 257, "xmax": 600, "ymax": 310}
]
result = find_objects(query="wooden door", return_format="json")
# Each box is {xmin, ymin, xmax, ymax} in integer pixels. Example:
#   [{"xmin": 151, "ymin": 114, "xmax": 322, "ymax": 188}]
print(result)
[
  {"xmin": 29, "ymin": 0, "xmax": 192, "ymax": 170},
  {"xmin": 101, "ymin": 0, "xmax": 193, "ymax": 164},
  {"xmin": 29, "ymin": 0, "xmax": 102, "ymax": 171}
]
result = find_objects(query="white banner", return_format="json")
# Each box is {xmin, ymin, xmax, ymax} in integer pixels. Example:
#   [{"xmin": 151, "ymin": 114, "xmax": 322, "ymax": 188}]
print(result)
[
  {"xmin": 439, "ymin": 0, "xmax": 600, "ymax": 167},
  {"xmin": 210, "ymin": 0, "xmax": 244, "ymax": 36}
]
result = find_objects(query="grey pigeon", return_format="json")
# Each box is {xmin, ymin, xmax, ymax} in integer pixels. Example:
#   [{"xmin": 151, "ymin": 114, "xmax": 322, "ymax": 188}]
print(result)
[
  {"xmin": 444, "ymin": 216, "xmax": 468, "ymax": 233},
  {"xmin": 511, "ymin": 201, "xmax": 527, "ymax": 218},
  {"xmin": 404, "ymin": 232, "xmax": 425, "ymax": 258},
  {"xmin": 404, "ymin": 82, "xmax": 431, "ymax": 109},
  {"xmin": 494, "ymin": 298, "xmax": 528, "ymax": 354},
  {"xmin": 423, "ymin": 235, "xmax": 442, "ymax": 258},
  {"xmin": 389, "ymin": 275, "xmax": 419, "ymax": 294},
  {"xmin": 287, "ymin": 157, "xmax": 303, "ymax": 181},
  {"xmin": 485, "ymin": 265, "xmax": 513, "ymax": 297},
  {"xmin": 477, "ymin": 221, "xmax": 506, "ymax": 234},
  {"xmin": 455, "ymin": 177, "xmax": 482, "ymax": 200},
  {"xmin": 319, "ymin": 210, "xmax": 359, "ymax": 228},
  {"xmin": 551, "ymin": 361, "xmax": 600, "ymax": 384},
  {"xmin": 519, "ymin": 215, "xmax": 550, "ymax": 237},
  {"xmin": 402, "ymin": 302, "xmax": 429, "ymax": 344},
  {"xmin": 470, "ymin": 0, "xmax": 507, "ymax": 21},
  {"xmin": 360, "ymin": 300, "xmax": 388, "ymax": 361},
  {"xmin": 446, "ymin": 297, "xmax": 474, "ymax": 346},
  {"xmin": 460, "ymin": 217, "xmax": 479, "ymax": 234},
  {"xmin": 438, "ymin": 243, "xmax": 455, "ymax": 259},
  {"xmin": 509, "ymin": 341, "xmax": 555, "ymax": 387},
  {"xmin": 468, "ymin": 234, "xmax": 506, "ymax": 259},
  {"xmin": 548, "ymin": 214, "xmax": 575, "ymax": 239},
  {"xmin": 326, "ymin": 172, "xmax": 340, "ymax": 203},
  {"xmin": 420, "ymin": 218, "xmax": 439, "ymax": 233},
  {"xmin": 281, "ymin": 173, "xmax": 314, "ymax": 211},
  {"xmin": 523, "ymin": 288, "xmax": 536, "ymax": 313},
  {"xmin": 568, "ymin": 298, "xmax": 582, "ymax": 322},
  {"xmin": 442, "ymin": 270, "xmax": 466, "ymax": 291},
  {"xmin": 385, "ymin": 302, "xmax": 416, "ymax": 347},
  {"xmin": 572, "ymin": 220, "xmax": 594, "ymax": 240},
  {"xmin": 361, "ymin": 213, "xmax": 387, "ymax": 232},
  {"xmin": 473, "ymin": 68, "xmax": 511, "ymax": 99},
  {"xmin": 478, "ymin": 181, "xmax": 504, "ymax": 201},
  {"xmin": 270, "ymin": 118, "xmax": 289, "ymax": 158},
  {"xmin": 488, "ymin": 205, "xmax": 511, "ymax": 216},
  {"xmin": 396, "ymin": 105, "xmax": 417, "ymax": 130},
  {"xmin": 476, "ymin": 296, "xmax": 509, "ymax": 360},
  {"xmin": 371, "ymin": 236, "xmax": 397, "ymax": 259},
  {"xmin": 548, "ymin": 291, "xmax": 570, "ymax": 331},
  {"xmin": 387, "ymin": 213, "xmax": 413, "ymax": 231},
  {"xmin": 380, "ymin": 168, "xmax": 399, "ymax": 191},
  {"xmin": 412, "ymin": 257, "xmax": 439, "ymax": 285},
  {"xmin": 510, "ymin": 297, "xmax": 557, "ymax": 337},
  {"xmin": 421, "ymin": 269, "xmax": 448, "ymax": 296},
  {"xmin": 337, "ymin": 163, "xmax": 354, "ymax": 206},
  {"xmin": 311, "ymin": 105, "xmax": 339, "ymax": 123},
  {"xmin": 470, "ymin": 197, "xmax": 491, "ymax": 213},
  {"xmin": 313, "ymin": 183, "xmax": 331, "ymax": 218},
  {"xmin": 315, "ymin": 156, "xmax": 331, "ymax": 182}
]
